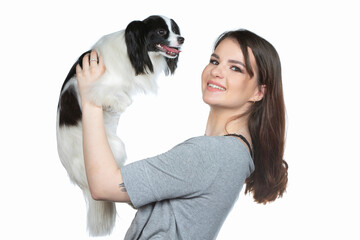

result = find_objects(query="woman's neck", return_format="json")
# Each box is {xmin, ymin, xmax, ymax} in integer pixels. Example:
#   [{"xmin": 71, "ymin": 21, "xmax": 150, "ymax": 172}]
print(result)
[{"xmin": 204, "ymin": 108, "xmax": 250, "ymax": 137}]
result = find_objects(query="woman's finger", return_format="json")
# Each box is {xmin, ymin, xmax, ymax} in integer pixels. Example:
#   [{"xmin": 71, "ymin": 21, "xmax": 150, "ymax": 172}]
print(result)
[
  {"xmin": 98, "ymin": 54, "xmax": 104, "ymax": 66},
  {"xmin": 89, "ymin": 50, "xmax": 98, "ymax": 66},
  {"xmin": 82, "ymin": 53, "xmax": 90, "ymax": 70},
  {"xmin": 76, "ymin": 63, "xmax": 82, "ymax": 75},
  {"xmin": 98, "ymin": 55, "xmax": 106, "ymax": 73}
]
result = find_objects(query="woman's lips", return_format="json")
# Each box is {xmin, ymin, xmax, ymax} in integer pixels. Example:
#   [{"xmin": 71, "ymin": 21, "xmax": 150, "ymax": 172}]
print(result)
[{"xmin": 207, "ymin": 81, "xmax": 226, "ymax": 91}]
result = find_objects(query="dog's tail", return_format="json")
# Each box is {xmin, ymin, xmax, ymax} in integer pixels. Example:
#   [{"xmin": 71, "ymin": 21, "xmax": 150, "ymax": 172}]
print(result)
[{"xmin": 84, "ymin": 189, "xmax": 116, "ymax": 236}]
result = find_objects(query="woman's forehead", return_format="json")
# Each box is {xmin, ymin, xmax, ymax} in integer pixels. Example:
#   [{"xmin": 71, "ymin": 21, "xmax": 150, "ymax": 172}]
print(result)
[{"xmin": 214, "ymin": 38, "xmax": 244, "ymax": 58}]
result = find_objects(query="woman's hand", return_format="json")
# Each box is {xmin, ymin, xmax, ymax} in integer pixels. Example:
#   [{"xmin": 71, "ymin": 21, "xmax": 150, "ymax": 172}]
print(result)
[{"xmin": 76, "ymin": 50, "xmax": 105, "ymax": 105}]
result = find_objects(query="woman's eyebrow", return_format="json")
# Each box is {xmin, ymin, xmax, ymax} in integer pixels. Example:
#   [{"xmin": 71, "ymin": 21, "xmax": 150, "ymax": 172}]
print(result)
[
  {"xmin": 211, "ymin": 53, "xmax": 220, "ymax": 59},
  {"xmin": 211, "ymin": 53, "xmax": 245, "ymax": 67},
  {"xmin": 228, "ymin": 59, "xmax": 245, "ymax": 67}
]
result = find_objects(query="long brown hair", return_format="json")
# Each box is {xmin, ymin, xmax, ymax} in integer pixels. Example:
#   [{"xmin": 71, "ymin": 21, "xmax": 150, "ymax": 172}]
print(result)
[{"xmin": 215, "ymin": 29, "xmax": 288, "ymax": 204}]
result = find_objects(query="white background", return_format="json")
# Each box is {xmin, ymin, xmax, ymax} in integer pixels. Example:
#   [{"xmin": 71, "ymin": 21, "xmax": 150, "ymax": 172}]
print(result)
[{"xmin": 1, "ymin": 0, "xmax": 359, "ymax": 239}]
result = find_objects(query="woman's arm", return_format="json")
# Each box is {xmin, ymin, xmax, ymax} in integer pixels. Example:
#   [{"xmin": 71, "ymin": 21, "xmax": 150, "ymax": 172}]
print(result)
[{"xmin": 77, "ymin": 50, "xmax": 130, "ymax": 203}]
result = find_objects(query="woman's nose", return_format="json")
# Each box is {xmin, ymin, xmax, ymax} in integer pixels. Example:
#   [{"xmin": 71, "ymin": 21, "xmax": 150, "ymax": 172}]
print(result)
[{"xmin": 210, "ymin": 65, "xmax": 224, "ymax": 78}]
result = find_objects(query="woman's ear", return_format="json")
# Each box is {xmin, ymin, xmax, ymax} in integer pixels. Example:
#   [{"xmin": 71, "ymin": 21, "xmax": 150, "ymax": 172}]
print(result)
[{"xmin": 251, "ymin": 85, "xmax": 266, "ymax": 102}]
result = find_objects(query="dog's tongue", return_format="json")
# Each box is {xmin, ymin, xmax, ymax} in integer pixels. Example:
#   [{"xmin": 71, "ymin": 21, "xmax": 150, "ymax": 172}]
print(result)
[{"xmin": 162, "ymin": 45, "xmax": 181, "ymax": 53}]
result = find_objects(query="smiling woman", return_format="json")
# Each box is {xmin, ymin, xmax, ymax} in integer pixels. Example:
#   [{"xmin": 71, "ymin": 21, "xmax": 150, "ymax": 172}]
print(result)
[
  {"xmin": 204, "ymin": 30, "xmax": 288, "ymax": 204},
  {"xmin": 202, "ymin": 38, "xmax": 264, "ymax": 113},
  {"xmin": 78, "ymin": 28, "xmax": 287, "ymax": 239}
]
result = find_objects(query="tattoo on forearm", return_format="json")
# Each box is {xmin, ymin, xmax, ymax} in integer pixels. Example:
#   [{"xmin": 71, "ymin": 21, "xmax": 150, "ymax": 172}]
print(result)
[{"xmin": 119, "ymin": 183, "xmax": 127, "ymax": 192}]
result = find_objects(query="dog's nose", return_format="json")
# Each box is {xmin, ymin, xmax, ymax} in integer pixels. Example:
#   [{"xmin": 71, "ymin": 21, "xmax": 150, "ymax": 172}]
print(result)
[{"xmin": 177, "ymin": 37, "xmax": 185, "ymax": 44}]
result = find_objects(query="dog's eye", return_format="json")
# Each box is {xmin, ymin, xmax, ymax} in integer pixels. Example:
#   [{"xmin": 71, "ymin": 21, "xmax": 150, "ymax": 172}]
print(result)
[{"xmin": 157, "ymin": 29, "xmax": 167, "ymax": 36}]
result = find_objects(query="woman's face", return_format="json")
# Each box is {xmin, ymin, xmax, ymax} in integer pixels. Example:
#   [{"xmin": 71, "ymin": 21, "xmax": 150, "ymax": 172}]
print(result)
[{"xmin": 201, "ymin": 38, "xmax": 263, "ymax": 113}]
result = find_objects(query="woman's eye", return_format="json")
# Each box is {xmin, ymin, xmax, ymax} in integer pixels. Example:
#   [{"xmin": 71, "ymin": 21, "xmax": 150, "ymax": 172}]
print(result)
[
  {"xmin": 231, "ymin": 66, "xmax": 242, "ymax": 73},
  {"xmin": 158, "ymin": 29, "xmax": 167, "ymax": 36},
  {"xmin": 210, "ymin": 59, "xmax": 218, "ymax": 65}
]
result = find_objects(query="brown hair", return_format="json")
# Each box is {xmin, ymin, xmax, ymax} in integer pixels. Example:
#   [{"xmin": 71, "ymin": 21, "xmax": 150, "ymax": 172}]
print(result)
[{"xmin": 215, "ymin": 29, "xmax": 288, "ymax": 204}]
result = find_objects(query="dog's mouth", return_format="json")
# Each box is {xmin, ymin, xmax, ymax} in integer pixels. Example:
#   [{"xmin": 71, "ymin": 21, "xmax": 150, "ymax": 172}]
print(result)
[{"xmin": 156, "ymin": 44, "xmax": 181, "ymax": 57}]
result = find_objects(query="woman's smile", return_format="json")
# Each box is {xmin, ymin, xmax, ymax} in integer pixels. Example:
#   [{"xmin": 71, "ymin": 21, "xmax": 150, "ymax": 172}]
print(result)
[{"xmin": 207, "ymin": 80, "xmax": 226, "ymax": 91}]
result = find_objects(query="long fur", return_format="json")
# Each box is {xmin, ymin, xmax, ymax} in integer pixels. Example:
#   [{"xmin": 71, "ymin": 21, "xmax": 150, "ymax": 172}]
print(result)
[{"xmin": 56, "ymin": 15, "xmax": 183, "ymax": 236}]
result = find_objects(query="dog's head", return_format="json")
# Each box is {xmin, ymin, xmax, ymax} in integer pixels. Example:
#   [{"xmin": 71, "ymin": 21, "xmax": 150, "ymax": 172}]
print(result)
[{"xmin": 125, "ymin": 15, "xmax": 184, "ymax": 76}]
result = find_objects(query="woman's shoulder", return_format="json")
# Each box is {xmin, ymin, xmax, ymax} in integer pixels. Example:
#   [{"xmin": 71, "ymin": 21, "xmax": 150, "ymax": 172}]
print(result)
[
  {"xmin": 184, "ymin": 136, "xmax": 253, "ymax": 161},
  {"xmin": 184, "ymin": 135, "xmax": 255, "ymax": 177},
  {"xmin": 184, "ymin": 135, "xmax": 232, "ymax": 143},
  {"xmin": 185, "ymin": 135, "xmax": 246, "ymax": 148}
]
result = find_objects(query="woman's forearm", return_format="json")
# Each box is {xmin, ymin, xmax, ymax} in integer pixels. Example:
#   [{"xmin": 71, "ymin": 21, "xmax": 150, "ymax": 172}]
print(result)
[
  {"xmin": 76, "ymin": 50, "xmax": 129, "ymax": 202},
  {"xmin": 82, "ymin": 101, "xmax": 130, "ymax": 202}
]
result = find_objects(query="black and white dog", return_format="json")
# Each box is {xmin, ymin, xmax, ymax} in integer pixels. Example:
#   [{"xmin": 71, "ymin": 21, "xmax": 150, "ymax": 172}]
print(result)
[{"xmin": 56, "ymin": 15, "xmax": 184, "ymax": 236}]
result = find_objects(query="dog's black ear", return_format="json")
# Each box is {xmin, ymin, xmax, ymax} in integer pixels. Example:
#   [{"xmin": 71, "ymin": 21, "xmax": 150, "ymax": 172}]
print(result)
[
  {"xmin": 125, "ymin": 20, "xmax": 153, "ymax": 75},
  {"xmin": 165, "ymin": 57, "xmax": 179, "ymax": 76}
]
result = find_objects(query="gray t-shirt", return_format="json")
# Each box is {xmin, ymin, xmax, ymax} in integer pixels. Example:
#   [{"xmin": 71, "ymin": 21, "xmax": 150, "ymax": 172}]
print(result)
[{"xmin": 121, "ymin": 136, "xmax": 254, "ymax": 240}]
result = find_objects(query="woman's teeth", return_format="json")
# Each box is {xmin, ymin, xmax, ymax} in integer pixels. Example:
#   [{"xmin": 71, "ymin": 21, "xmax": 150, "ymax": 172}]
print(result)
[{"xmin": 208, "ymin": 83, "xmax": 225, "ymax": 91}]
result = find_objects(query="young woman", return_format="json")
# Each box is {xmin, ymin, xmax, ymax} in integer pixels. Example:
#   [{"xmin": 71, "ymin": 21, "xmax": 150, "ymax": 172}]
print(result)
[{"xmin": 77, "ymin": 29, "xmax": 288, "ymax": 239}]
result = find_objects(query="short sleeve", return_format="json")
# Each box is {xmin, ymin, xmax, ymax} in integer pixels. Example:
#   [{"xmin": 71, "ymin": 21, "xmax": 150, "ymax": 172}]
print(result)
[{"xmin": 121, "ymin": 137, "xmax": 220, "ymax": 208}]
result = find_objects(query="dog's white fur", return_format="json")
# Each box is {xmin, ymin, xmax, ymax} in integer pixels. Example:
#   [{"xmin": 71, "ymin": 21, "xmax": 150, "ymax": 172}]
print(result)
[{"xmin": 56, "ymin": 16, "xmax": 182, "ymax": 236}]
